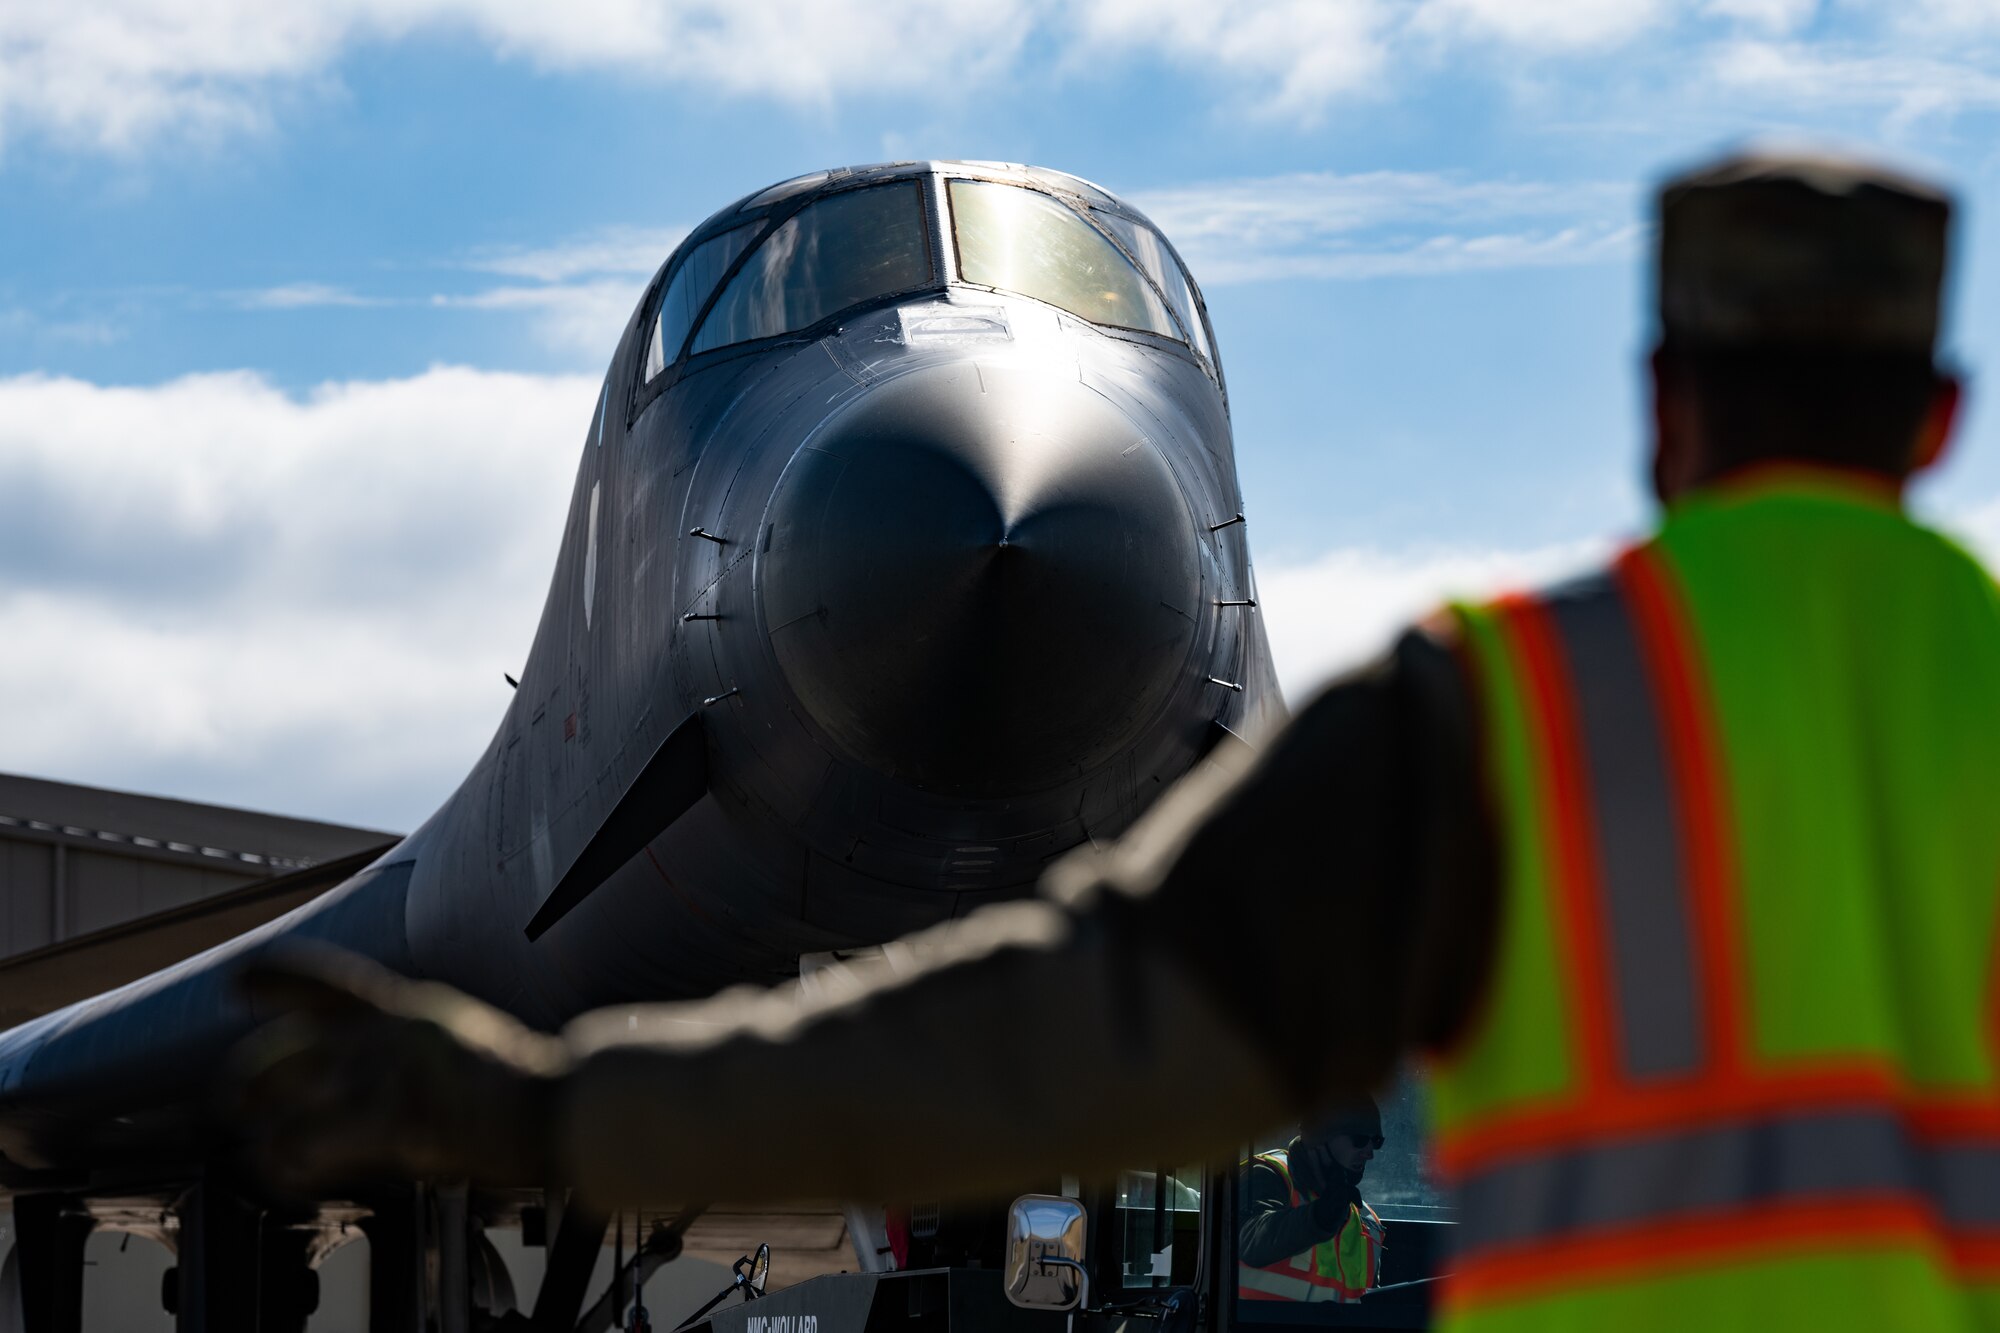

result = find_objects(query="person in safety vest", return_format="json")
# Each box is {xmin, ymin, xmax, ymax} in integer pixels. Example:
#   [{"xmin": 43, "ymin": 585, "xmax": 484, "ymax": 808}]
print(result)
[
  {"xmin": 1238, "ymin": 1101, "xmax": 1385, "ymax": 1303},
  {"xmin": 237, "ymin": 146, "xmax": 2000, "ymax": 1331}
]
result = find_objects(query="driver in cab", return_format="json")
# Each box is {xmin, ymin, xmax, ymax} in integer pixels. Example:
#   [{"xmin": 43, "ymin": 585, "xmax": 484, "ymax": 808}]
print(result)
[{"xmin": 1237, "ymin": 1099, "xmax": 1385, "ymax": 1305}]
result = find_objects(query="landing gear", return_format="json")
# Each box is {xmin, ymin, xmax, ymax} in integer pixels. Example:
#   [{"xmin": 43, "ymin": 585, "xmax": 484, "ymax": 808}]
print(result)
[
  {"xmin": 360, "ymin": 1188, "xmax": 424, "ymax": 1333},
  {"xmin": 164, "ymin": 1179, "xmax": 319, "ymax": 1333},
  {"xmin": 13, "ymin": 1194, "xmax": 91, "ymax": 1333},
  {"xmin": 526, "ymin": 1196, "xmax": 610, "ymax": 1331},
  {"xmin": 12, "ymin": 1181, "xmax": 553, "ymax": 1333},
  {"xmin": 364, "ymin": 1183, "xmax": 530, "ymax": 1332},
  {"xmin": 0, "ymin": 1241, "xmax": 20, "ymax": 1333},
  {"xmin": 470, "ymin": 1231, "xmax": 518, "ymax": 1320}
]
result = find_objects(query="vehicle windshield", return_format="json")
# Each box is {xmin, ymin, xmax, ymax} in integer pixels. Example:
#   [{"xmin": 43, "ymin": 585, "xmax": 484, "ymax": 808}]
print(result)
[
  {"xmin": 948, "ymin": 179, "xmax": 1177, "ymax": 338},
  {"xmin": 691, "ymin": 181, "xmax": 935, "ymax": 355}
]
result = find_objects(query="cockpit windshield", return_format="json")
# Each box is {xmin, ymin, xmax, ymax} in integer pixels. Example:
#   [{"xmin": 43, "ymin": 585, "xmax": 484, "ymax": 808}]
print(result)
[
  {"xmin": 948, "ymin": 179, "xmax": 1178, "ymax": 340},
  {"xmin": 647, "ymin": 220, "xmax": 762, "ymax": 377},
  {"xmin": 690, "ymin": 181, "xmax": 934, "ymax": 356},
  {"xmin": 1093, "ymin": 211, "xmax": 1214, "ymax": 363}
]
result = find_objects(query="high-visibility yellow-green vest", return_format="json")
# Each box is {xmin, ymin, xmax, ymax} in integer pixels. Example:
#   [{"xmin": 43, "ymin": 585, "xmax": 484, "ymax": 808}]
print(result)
[
  {"xmin": 1431, "ymin": 467, "xmax": 2000, "ymax": 1332},
  {"xmin": 1236, "ymin": 1149, "xmax": 1384, "ymax": 1303}
]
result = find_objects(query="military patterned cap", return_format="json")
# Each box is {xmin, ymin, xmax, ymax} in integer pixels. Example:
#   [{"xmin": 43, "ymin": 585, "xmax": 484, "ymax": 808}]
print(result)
[{"xmin": 1658, "ymin": 147, "xmax": 1951, "ymax": 351}]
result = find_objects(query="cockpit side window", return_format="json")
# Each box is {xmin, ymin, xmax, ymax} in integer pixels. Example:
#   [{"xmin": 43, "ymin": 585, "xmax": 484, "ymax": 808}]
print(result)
[
  {"xmin": 690, "ymin": 182, "xmax": 935, "ymax": 356},
  {"xmin": 647, "ymin": 221, "xmax": 763, "ymax": 378},
  {"xmin": 947, "ymin": 180, "xmax": 1177, "ymax": 339},
  {"xmin": 1094, "ymin": 212, "xmax": 1215, "ymax": 365}
]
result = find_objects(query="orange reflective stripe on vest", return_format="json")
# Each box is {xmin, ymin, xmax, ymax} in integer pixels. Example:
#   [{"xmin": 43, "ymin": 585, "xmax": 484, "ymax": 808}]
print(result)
[{"xmin": 1435, "ymin": 478, "xmax": 2000, "ymax": 1331}]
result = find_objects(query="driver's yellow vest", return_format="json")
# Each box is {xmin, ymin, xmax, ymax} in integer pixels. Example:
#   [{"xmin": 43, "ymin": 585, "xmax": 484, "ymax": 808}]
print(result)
[
  {"xmin": 1237, "ymin": 1148, "xmax": 1383, "ymax": 1303},
  {"xmin": 1431, "ymin": 470, "xmax": 2000, "ymax": 1332}
]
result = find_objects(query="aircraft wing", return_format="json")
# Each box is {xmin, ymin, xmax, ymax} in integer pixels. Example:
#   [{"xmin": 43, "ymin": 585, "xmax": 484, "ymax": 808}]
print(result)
[{"xmin": 0, "ymin": 844, "xmax": 395, "ymax": 1029}]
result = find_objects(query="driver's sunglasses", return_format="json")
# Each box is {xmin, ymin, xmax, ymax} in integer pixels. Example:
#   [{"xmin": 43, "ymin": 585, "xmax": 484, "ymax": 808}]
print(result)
[{"xmin": 1354, "ymin": 1135, "xmax": 1386, "ymax": 1150}]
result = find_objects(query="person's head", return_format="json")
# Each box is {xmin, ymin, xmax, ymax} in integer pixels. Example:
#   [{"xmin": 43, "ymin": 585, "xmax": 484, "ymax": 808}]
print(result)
[
  {"xmin": 1303, "ymin": 1099, "xmax": 1384, "ymax": 1180},
  {"xmin": 1650, "ymin": 148, "xmax": 1960, "ymax": 503}
]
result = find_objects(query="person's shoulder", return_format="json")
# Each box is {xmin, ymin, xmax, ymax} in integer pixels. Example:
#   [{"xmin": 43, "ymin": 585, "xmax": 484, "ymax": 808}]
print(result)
[
  {"xmin": 1238, "ymin": 1155, "xmax": 1291, "ymax": 1197},
  {"xmin": 1282, "ymin": 619, "xmax": 1465, "ymax": 736}
]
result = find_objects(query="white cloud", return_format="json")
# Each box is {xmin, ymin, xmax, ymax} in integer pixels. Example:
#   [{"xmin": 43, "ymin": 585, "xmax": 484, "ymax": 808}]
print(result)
[
  {"xmin": 1269, "ymin": 225, "xmax": 1643, "ymax": 281},
  {"xmin": 1879, "ymin": 0, "xmax": 2000, "ymax": 34},
  {"xmin": 0, "ymin": 0, "xmax": 1041, "ymax": 151},
  {"xmin": 469, "ymin": 226, "xmax": 688, "ymax": 283},
  {"xmin": 0, "ymin": 306, "xmax": 125, "ymax": 344},
  {"xmin": 234, "ymin": 282, "xmax": 386, "ymax": 309},
  {"xmin": 8, "ymin": 0, "xmax": 1981, "ymax": 153},
  {"xmin": 1130, "ymin": 171, "xmax": 1641, "ymax": 284},
  {"xmin": 1708, "ymin": 39, "xmax": 2000, "ymax": 129},
  {"xmin": 1258, "ymin": 538, "xmax": 1609, "ymax": 699},
  {"xmin": 0, "ymin": 367, "xmax": 591, "ymax": 828},
  {"xmin": 1069, "ymin": 0, "xmax": 1393, "ymax": 121},
  {"xmin": 432, "ymin": 279, "xmax": 642, "ymax": 361},
  {"xmin": 1412, "ymin": 0, "xmax": 1671, "ymax": 50},
  {"xmin": 433, "ymin": 225, "xmax": 689, "ymax": 360},
  {"xmin": 1702, "ymin": 0, "xmax": 1819, "ymax": 32},
  {"xmin": 1260, "ymin": 492, "xmax": 2000, "ymax": 702},
  {"xmin": 222, "ymin": 229, "xmax": 676, "ymax": 361},
  {"xmin": 1936, "ymin": 492, "xmax": 2000, "ymax": 568}
]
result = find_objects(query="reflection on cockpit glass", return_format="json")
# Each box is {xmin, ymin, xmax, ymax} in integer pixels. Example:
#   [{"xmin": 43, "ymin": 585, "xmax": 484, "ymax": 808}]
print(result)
[
  {"xmin": 1235, "ymin": 1073, "xmax": 1446, "ymax": 1319},
  {"xmin": 742, "ymin": 170, "xmax": 831, "ymax": 211},
  {"xmin": 691, "ymin": 182, "xmax": 934, "ymax": 355},
  {"xmin": 1094, "ymin": 212, "xmax": 1214, "ymax": 364},
  {"xmin": 648, "ymin": 221, "xmax": 762, "ymax": 377},
  {"xmin": 948, "ymin": 179, "xmax": 1178, "ymax": 339}
]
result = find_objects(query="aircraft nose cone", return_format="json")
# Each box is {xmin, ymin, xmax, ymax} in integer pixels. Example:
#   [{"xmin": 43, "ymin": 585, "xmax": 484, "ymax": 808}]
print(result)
[{"xmin": 761, "ymin": 362, "xmax": 1203, "ymax": 795}]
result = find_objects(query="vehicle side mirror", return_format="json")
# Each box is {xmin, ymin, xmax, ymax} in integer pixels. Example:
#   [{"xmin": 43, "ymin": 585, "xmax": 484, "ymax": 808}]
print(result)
[
  {"xmin": 1003, "ymin": 1194, "xmax": 1089, "ymax": 1311},
  {"xmin": 748, "ymin": 1242, "xmax": 771, "ymax": 1295}
]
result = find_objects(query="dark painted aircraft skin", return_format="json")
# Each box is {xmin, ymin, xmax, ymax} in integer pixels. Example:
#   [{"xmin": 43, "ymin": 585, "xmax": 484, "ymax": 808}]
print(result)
[{"xmin": 0, "ymin": 161, "xmax": 1280, "ymax": 1182}]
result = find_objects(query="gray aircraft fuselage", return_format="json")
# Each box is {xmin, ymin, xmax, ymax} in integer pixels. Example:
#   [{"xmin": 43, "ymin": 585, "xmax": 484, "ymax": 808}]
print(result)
[{"xmin": 0, "ymin": 161, "xmax": 1280, "ymax": 1182}]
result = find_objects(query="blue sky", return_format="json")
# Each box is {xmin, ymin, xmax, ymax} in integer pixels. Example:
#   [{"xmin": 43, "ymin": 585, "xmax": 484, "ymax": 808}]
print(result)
[{"xmin": 9, "ymin": 0, "xmax": 2000, "ymax": 829}]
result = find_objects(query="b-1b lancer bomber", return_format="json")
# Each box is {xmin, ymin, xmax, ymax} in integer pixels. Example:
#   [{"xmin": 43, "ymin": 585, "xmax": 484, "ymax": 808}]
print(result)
[{"xmin": 0, "ymin": 162, "xmax": 1283, "ymax": 1331}]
